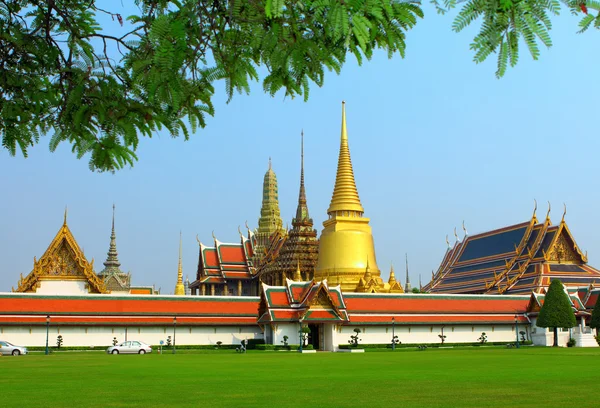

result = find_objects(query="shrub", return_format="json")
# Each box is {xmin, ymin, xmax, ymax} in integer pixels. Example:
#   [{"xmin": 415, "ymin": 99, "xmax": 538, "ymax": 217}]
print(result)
[
  {"xmin": 438, "ymin": 334, "xmax": 447, "ymax": 345},
  {"xmin": 112, "ymin": 337, "xmax": 118, "ymax": 346},
  {"xmin": 246, "ymin": 339, "xmax": 265, "ymax": 349},
  {"xmin": 567, "ymin": 338, "xmax": 576, "ymax": 348},
  {"xmin": 595, "ymin": 335, "xmax": 600, "ymax": 346},
  {"xmin": 166, "ymin": 336, "xmax": 172, "ymax": 347},
  {"xmin": 281, "ymin": 335, "xmax": 289, "ymax": 347},
  {"xmin": 519, "ymin": 331, "xmax": 527, "ymax": 342},
  {"xmin": 591, "ymin": 293, "xmax": 600, "ymax": 333},
  {"xmin": 56, "ymin": 335, "xmax": 63, "ymax": 349},
  {"xmin": 216, "ymin": 341, "xmax": 222, "ymax": 349},
  {"xmin": 338, "ymin": 341, "xmax": 532, "ymax": 350},
  {"xmin": 477, "ymin": 332, "xmax": 487, "ymax": 344},
  {"xmin": 537, "ymin": 279, "xmax": 577, "ymax": 347},
  {"xmin": 348, "ymin": 328, "xmax": 361, "ymax": 347}
]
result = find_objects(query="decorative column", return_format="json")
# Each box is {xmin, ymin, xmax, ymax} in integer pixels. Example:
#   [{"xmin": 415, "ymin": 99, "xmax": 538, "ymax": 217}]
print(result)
[
  {"xmin": 210, "ymin": 284, "xmax": 215, "ymax": 296},
  {"xmin": 201, "ymin": 284, "xmax": 206, "ymax": 296},
  {"xmin": 237, "ymin": 280, "xmax": 242, "ymax": 296},
  {"xmin": 223, "ymin": 284, "xmax": 229, "ymax": 296}
]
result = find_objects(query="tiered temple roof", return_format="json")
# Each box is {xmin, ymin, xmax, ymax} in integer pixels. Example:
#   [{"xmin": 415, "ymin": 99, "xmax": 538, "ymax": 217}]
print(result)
[
  {"xmin": 257, "ymin": 279, "xmax": 532, "ymax": 326},
  {"xmin": 424, "ymin": 205, "xmax": 600, "ymax": 295},
  {"xmin": 258, "ymin": 279, "xmax": 348, "ymax": 324},
  {"xmin": 190, "ymin": 229, "xmax": 258, "ymax": 295},
  {"xmin": 258, "ymin": 132, "xmax": 319, "ymax": 285}
]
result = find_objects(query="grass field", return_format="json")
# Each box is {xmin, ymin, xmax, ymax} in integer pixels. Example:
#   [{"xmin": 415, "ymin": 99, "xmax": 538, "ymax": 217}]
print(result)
[{"xmin": 1, "ymin": 347, "xmax": 599, "ymax": 407}]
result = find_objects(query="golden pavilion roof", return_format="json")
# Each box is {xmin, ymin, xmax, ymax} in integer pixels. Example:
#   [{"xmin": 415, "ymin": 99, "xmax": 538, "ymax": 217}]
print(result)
[{"xmin": 15, "ymin": 210, "xmax": 108, "ymax": 294}]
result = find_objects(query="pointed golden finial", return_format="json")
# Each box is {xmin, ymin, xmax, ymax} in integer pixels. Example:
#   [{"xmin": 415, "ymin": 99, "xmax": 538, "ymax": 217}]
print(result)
[
  {"xmin": 546, "ymin": 201, "xmax": 551, "ymax": 221},
  {"xmin": 175, "ymin": 231, "xmax": 185, "ymax": 296},
  {"xmin": 327, "ymin": 101, "xmax": 364, "ymax": 215},
  {"xmin": 388, "ymin": 262, "xmax": 396, "ymax": 284},
  {"xmin": 462, "ymin": 220, "xmax": 468, "ymax": 237},
  {"xmin": 363, "ymin": 256, "xmax": 372, "ymax": 280},
  {"xmin": 63, "ymin": 206, "xmax": 68, "ymax": 226},
  {"xmin": 562, "ymin": 203, "xmax": 567, "ymax": 222},
  {"xmin": 454, "ymin": 227, "xmax": 459, "ymax": 242},
  {"xmin": 268, "ymin": 157, "xmax": 272, "ymax": 170},
  {"xmin": 533, "ymin": 199, "xmax": 537, "ymax": 218},
  {"xmin": 294, "ymin": 259, "xmax": 302, "ymax": 281}
]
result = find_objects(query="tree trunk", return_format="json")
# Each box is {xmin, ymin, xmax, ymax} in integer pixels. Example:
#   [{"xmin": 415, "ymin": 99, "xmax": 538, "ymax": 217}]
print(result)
[{"xmin": 553, "ymin": 327, "xmax": 558, "ymax": 347}]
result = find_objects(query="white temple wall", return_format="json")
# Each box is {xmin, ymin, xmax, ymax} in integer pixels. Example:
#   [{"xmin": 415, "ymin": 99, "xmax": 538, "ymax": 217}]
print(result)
[
  {"xmin": 0, "ymin": 325, "xmax": 263, "ymax": 347},
  {"xmin": 4, "ymin": 322, "xmax": 596, "ymax": 348},
  {"xmin": 271, "ymin": 323, "xmax": 301, "ymax": 346},
  {"xmin": 36, "ymin": 280, "xmax": 89, "ymax": 295},
  {"xmin": 337, "ymin": 324, "xmax": 522, "ymax": 346}
]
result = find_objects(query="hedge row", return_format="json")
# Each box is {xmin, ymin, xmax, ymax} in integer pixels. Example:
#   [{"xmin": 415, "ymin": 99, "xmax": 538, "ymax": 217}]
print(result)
[
  {"xmin": 338, "ymin": 341, "xmax": 533, "ymax": 349},
  {"xmin": 255, "ymin": 344, "xmax": 314, "ymax": 351},
  {"xmin": 26, "ymin": 339, "xmax": 266, "ymax": 352}
]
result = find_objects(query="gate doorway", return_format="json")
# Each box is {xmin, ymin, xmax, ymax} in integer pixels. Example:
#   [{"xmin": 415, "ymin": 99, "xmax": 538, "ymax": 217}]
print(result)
[{"xmin": 308, "ymin": 324, "xmax": 322, "ymax": 350}]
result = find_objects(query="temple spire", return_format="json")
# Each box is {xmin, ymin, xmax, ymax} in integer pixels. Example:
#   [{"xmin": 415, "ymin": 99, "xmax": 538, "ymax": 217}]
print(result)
[
  {"xmin": 295, "ymin": 130, "xmax": 310, "ymax": 221},
  {"xmin": 404, "ymin": 253, "xmax": 412, "ymax": 292},
  {"xmin": 255, "ymin": 158, "xmax": 284, "ymax": 256},
  {"xmin": 103, "ymin": 204, "xmax": 121, "ymax": 269},
  {"xmin": 327, "ymin": 101, "xmax": 364, "ymax": 215},
  {"xmin": 175, "ymin": 231, "xmax": 185, "ymax": 295},
  {"xmin": 63, "ymin": 206, "xmax": 68, "ymax": 226}
]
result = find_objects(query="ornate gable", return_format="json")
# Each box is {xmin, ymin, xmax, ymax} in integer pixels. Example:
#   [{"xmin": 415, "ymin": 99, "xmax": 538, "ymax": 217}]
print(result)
[
  {"xmin": 15, "ymin": 217, "xmax": 108, "ymax": 294},
  {"xmin": 544, "ymin": 222, "xmax": 586, "ymax": 264}
]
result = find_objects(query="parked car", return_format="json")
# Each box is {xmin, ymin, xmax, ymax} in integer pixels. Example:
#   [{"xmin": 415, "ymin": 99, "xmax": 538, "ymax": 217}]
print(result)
[
  {"xmin": 106, "ymin": 341, "xmax": 152, "ymax": 354},
  {"xmin": 0, "ymin": 340, "xmax": 28, "ymax": 356}
]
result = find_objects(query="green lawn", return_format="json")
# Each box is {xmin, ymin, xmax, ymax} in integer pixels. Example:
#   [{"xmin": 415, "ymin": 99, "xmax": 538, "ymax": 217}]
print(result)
[{"xmin": 1, "ymin": 347, "xmax": 598, "ymax": 407}]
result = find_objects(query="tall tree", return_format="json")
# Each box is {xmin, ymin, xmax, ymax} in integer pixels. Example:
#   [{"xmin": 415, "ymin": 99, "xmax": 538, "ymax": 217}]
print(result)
[
  {"xmin": 537, "ymin": 279, "xmax": 577, "ymax": 347},
  {"xmin": 590, "ymin": 292, "xmax": 600, "ymax": 336}
]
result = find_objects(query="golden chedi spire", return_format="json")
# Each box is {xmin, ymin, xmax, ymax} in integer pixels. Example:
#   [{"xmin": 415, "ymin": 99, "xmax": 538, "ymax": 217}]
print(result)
[
  {"xmin": 174, "ymin": 231, "xmax": 185, "ymax": 296},
  {"xmin": 327, "ymin": 102, "xmax": 364, "ymax": 215},
  {"xmin": 314, "ymin": 102, "xmax": 381, "ymax": 292}
]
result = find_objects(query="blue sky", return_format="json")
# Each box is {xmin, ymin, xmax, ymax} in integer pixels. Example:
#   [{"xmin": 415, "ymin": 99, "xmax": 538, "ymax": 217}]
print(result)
[{"xmin": 1, "ymin": 5, "xmax": 599, "ymax": 293}]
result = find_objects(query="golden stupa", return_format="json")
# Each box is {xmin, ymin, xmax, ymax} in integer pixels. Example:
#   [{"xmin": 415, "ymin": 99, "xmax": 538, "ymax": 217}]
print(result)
[{"xmin": 314, "ymin": 102, "xmax": 384, "ymax": 292}]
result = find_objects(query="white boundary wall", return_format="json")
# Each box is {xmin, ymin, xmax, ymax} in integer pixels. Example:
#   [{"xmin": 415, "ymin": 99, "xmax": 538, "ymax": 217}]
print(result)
[{"xmin": 0, "ymin": 325, "xmax": 263, "ymax": 347}]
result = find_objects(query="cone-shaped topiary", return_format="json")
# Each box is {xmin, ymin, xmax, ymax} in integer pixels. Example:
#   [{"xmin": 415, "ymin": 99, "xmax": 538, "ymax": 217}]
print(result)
[
  {"xmin": 590, "ymin": 292, "xmax": 600, "ymax": 335},
  {"xmin": 537, "ymin": 280, "xmax": 577, "ymax": 347}
]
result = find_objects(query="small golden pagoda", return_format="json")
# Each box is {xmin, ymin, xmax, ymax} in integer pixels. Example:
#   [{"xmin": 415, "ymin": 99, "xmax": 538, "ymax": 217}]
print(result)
[
  {"xmin": 314, "ymin": 102, "xmax": 384, "ymax": 292},
  {"xmin": 174, "ymin": 232, "xmax": 185, "ymax": 295},
  {"xmin": 14, "ymin": 210, "xmax": 108, "ymax": 294}
]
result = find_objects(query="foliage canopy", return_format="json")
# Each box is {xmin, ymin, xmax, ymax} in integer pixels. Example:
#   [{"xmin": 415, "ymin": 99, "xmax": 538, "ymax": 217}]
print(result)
[
  {"xmin": 537, "ymin": 279, "xmax": 577, "ymax": 329},
  {"xmin": 0, "ymin": 1, "xmax": 596, "ymax": 171}
]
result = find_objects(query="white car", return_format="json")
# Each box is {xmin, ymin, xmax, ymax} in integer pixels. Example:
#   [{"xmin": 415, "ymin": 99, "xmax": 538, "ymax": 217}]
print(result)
[
  {"xmin": 106, "ymin": 341, "xmax": 152, "ymax": 354},
  {"xmin": 0, "ymin": 340, "xmax": 28, "ymax": 356}
]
